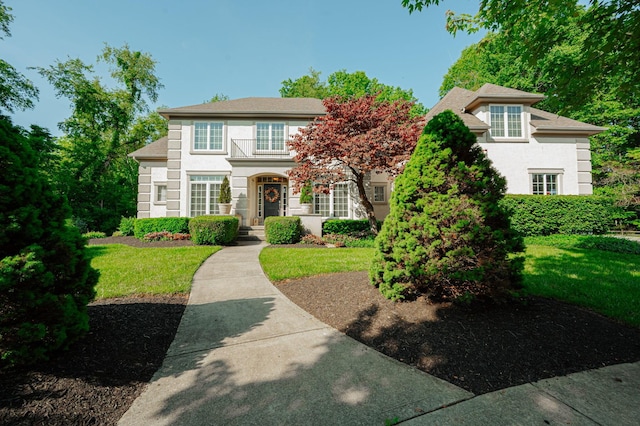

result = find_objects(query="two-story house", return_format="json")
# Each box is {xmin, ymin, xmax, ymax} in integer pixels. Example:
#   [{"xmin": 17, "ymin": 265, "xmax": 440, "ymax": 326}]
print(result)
[{"xmin": 129, "ymin": 84, "xmax": 604, "ymax": 226}]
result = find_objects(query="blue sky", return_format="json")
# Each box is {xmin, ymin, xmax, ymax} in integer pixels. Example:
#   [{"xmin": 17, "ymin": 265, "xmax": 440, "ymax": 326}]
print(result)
[{"xmin": 5, "ymin": 0, "xmax": 484, "ymax": 134}]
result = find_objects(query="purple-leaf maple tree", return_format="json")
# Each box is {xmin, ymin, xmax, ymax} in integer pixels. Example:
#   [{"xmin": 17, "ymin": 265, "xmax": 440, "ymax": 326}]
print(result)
[{"xmin": 287, "ymin": 94, "xmax": 424, "ymax": 234}]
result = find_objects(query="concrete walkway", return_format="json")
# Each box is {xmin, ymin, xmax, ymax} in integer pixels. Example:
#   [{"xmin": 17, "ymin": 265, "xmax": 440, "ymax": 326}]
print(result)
[{"xmin": 119, "ymin": 241, "xmax": 640, "ymax": 425}]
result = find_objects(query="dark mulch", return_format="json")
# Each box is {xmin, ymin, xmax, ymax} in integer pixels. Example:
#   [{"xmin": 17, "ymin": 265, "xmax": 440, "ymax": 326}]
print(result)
[
  {"xmin": 2, "ymin": 239, "xmax": 639, "ymax": 424},
  {"xmin": 0, "ymin": 295, "xmax": 187, "ymax": 426},
  {"xmin": 276, "ymin": 271, "xmax": 640, "ymax": 395}
]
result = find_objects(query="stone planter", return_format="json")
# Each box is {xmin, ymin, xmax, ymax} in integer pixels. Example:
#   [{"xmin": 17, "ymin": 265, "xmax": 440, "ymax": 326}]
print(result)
[
  {"xmin": 299, "ymin": 204, "xmax": 312, "ymax": 215},
  {"xmin": 218, "ymin": 203, "xmax": 232, "ymax": 215}
]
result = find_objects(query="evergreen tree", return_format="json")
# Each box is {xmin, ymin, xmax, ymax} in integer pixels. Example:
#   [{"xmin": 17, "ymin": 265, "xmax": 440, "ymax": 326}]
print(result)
[
  {"xmin": 0, "ymin": 116, "xmax": 99, "ymax": 367},
  {"xmin": 370, "ymin": 111, "xmax": 524, "ymax": 302}
]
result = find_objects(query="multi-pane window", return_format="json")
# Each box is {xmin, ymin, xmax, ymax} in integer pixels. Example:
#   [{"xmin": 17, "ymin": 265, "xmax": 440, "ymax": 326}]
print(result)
[
  {"xmin": 256, "ymin": 123, "xmax": 285, "ymax": 151},
  {"xmin": 189, "ymin": 175, "xmax": 224, "ymax": 216},
  {"xmin": 314, "ymin": 183, "xmax": 349, "ymax": 217},
  {"xmin": 532, "ymin": 174, "xmax": 558, "ymax": 195},
  {"xmin": 373, "ymin": 185, "xmax": 386, "ymax": 203},
  {"xmin": 490, "ymin": 105, "xmax": 522, "ymax": 138},
  {"xmin": 155, "ymin": 185, "xmax": 167, "ymax": 203},
  {"xmin": 194, "ymin": 122, "xmax": 224, "ymax": 150}
]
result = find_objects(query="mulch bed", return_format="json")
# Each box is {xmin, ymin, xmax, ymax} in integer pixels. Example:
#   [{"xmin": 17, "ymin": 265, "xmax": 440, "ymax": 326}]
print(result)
[{"xmin": 1, "ymin": 238, "xmax": 639, "ymax": 424}]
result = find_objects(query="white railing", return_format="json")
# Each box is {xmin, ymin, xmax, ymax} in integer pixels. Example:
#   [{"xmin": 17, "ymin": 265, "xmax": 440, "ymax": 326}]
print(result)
[{"xmin": 230, "ymin": 139, "xmax": 293, "ymax": 159}]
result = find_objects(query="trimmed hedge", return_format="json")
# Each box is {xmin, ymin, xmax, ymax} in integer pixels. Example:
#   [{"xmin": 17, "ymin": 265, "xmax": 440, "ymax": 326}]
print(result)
[
  {"xmin": 322, "ymin": 219, "xmax": 382, "ymax": 235},
  {"xmin": 500, "ymin": 195, "xmax": 617, "ymax": 236},
  {"xmin": 265, "ymin": 216, "xmax": 302, "ymax": 244},
  {"xmin": 189, "ymin": 215, "xmax": 238, "ymax": 245},
  {"xmin": 133, "ymin": 217, "xmax": 190, "ymax": 240}
]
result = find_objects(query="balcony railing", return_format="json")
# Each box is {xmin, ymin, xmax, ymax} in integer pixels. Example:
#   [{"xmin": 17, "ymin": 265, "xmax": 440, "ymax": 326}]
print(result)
[{"xmin": 230, "ymin": 139, "xmax": 293, "ymax": 159}]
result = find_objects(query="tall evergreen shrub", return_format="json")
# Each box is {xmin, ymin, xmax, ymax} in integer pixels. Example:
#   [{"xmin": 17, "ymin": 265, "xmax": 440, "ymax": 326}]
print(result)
[
  {"xmin": 0, "ymin": 116, "xmax": 99, "ymax": 367},
  {"xmin": 370, "ymin": 110, "xmax": 524, "ymax": 301}
]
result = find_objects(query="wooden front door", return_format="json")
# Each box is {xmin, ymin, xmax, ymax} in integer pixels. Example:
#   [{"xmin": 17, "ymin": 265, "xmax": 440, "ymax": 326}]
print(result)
[{"xmin": 263, "ymin": 184, "xmax": 281, "ymax": 219}]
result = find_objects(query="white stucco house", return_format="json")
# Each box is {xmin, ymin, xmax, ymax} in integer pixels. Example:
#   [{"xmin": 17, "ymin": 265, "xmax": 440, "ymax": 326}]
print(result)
[
  {"xmin": 129, "ymin": 84, "xmax": 604, "ymax": 227},
  {"xmin": 426, "ymin": 84, "xmax": 604, "ymax": 196}
]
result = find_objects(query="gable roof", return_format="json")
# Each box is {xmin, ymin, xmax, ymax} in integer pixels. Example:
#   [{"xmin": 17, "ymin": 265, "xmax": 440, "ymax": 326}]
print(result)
[
  {"xmin": 128, "ymin": 136, "xmax": 167, "ymax": 160},
  {"xmin": 427, "ymin": 84, "xmax": 605, "ymax": 136},
  {"xmin": 158, "ymin": 97, "xmax": 326, "ymax": 119}
]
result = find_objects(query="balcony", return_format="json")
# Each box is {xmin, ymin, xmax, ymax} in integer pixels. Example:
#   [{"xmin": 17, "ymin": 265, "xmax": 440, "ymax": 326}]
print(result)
[{"xmin": 229, "ymin": 139, "xmax": 293, "ymax": 160}]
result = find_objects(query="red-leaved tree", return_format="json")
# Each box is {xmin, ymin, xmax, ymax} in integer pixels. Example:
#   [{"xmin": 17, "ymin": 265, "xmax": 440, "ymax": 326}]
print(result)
[{"xmin": 287, "ymin": 95, "xmax": 424, "ymax": 234}]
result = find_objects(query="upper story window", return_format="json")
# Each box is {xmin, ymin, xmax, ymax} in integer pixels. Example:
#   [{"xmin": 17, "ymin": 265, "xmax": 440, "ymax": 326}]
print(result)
[
  {"xmin": 256, "ymin": 123, "xmax": 285, "ymax": 151},
  {"xmin": 194, "ymin": 122, "xmax": 224, "ymax": 151},
  {"xmin": 490, "ymin": 105, "xmax": 523, "ymax": 138}
]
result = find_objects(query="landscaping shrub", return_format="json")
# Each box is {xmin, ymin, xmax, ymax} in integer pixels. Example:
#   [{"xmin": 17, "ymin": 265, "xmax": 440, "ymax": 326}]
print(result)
[
  {"xmin": 133, "ymin": 217, "xmax": 190, "ymax": 240},
  {"xmin": 83, "ymin": 231, "xmax": 107, "ymax": 239},
  {"xmin": 143, "ymin": 231, "xmax": 191, "ymax": 242},
  {"xmin": 300, "ymin": 234, "xmax": 326, "ymax": 245},
  {"xmin": 322, "ymin": 219, "xmax": 382, "ymax": 235},
  {"xmin": 370, "ymin": 110, "xmax": 524, "ymax": 302},
  {"xmin": 500, "ymin": 195, "xmax": 616, "ymax": 236},
  {"xmin": 118, "ymin": 217, "xmax": 136, "ymax": 236},
  {"xmin": 0, "ymin": 116, "xmax": 99, "ymax": 368},
  {"xmin": 189, "ymin": 215, "xmax": 238, "ymax": 245},
  {"xmin": 323, "ymin": 233, "xmax": 376, "ymax": 248},
  {"xmin": 265, "ymin": 216, "xmax": 302, "ymax": 244}
]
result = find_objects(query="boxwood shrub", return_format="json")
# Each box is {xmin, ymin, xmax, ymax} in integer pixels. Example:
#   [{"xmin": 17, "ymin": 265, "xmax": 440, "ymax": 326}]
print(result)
[
  {"xmin": 133, "ymin": 217, "xmax": 190, "ymax": 240},
  {"xmin": 118, "ymin": 217, "xmax": 137, "ymax": 236},
  {"xmin": 500, "ymin": 195, "xmax": 617, "ymax": 236},
  {"xmin": 265, "ymin": 216, "xmax": 302, "ymax": 244},
  {"xmin": 189, "ymin": 215, "xmax": 238, "ymax": 245},
  {"xmin": 322, "ymin": 219, "xmax": 382, "ymax": 235}
]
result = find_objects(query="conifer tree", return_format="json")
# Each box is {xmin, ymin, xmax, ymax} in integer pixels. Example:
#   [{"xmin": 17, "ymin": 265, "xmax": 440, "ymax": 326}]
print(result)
[{"xmin": 370, "ymin": 110, "xmax": 524, "ymax": 302}]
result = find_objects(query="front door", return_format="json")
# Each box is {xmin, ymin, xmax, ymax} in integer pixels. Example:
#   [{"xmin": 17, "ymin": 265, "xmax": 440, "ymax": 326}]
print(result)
[{"xmin": 263, "ymin": 183, "xmax": 281, "ymax": 219}]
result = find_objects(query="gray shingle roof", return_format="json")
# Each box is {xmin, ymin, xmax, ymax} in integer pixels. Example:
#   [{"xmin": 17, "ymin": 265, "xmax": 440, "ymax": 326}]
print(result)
[
  {"xmin": 158, "ymin": 97, "xmax": 326, "ymax": 119},
  {"xmin": 128, "ymin": 136, "xmax": 168, "ymax": 160},
  {"xmin": 428, "ymin": 84, "xmax": 605, "ymax": 136}
]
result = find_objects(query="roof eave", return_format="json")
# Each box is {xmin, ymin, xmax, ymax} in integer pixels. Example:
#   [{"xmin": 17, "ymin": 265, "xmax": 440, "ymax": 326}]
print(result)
[{"xmin": 465, "ymin": 94, "xmax": 545, "ymax": 111}]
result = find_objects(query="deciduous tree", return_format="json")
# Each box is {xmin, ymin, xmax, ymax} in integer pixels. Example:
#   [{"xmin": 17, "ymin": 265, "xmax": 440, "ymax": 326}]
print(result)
[{"xmin": 287, "ymin": 95, "xmax": 423, "ymax": 234}]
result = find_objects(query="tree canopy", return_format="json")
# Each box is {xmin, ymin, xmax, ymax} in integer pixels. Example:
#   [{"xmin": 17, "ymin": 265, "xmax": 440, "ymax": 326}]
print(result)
[
  {"xmin": 402, "ymin": 0, "xmax": 639, "ymax": 108},
  {"xmin": 287, "ymin": 94, "xmax": 424, "ymax": 234},
  {"xmin": 0, "ymin": 1, "xmax": 38, "ymax": 113},
  {"xmin": 37, "ymin": 44, "xmax": 166, "ymax": 232},
  {"xmin": 281, "ymin": 68, "xmax": 427, "ymax": 116}
]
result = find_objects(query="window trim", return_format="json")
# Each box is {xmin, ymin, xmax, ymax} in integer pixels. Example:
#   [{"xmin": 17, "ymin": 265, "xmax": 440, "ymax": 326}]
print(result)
[
  {"xmin": 187, "ymin": 174, "xmax": 227, "ymax": 217},
  {"xmin": 488, "ymin": 104, "xmax": 525, "ymax": 140},
  {"xmin": 255, "ymin": 122, "xmax": 287, "ymax": 152},
  {"xmin": 154, "ymin": 182, "xmax": 167, "ymax": 205},
  {"xmin": 372, "ymin": 185, "xmax": 386, "ymax": 203},
  {"xmin": 192, "ymin": 121, "xmax": 226, "ymax": 153},
  {"xmin": 528, "ymin": 168, "xmax": 563, "ymax": 195}
]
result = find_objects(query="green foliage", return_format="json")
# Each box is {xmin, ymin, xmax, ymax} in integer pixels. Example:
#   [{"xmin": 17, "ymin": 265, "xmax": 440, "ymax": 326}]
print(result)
[
  {"xmin": 83, "ymin": 231, "xmax": 106, "ymax": 239},
  {"xmin": 189, "ymin": 215, "xmax": 238, "ymax": 245},
  {"xmin": 322, "ymin": 219, "xmax": 382, "ymax": 235},
  {"xmin": 0, "ymin": 116, "xmax": 98, "ymax": 368},
  {"xmin": 218, "ymin": 176, "xmax": 231, "ymax": 204},
  {"xmin": 323, "ymin": 233, "xmax": 376, "ymax": 248},
  {"xmin": 299, "ymin": 181, "xmax": 313, "ymax": 204},
  {"xmin": 133, "ymin": 217, "xmax": 190, "ymax": 240},
  {"xmin": 280, "ymin": 69, "xmax": 427, "ymax": 116},
  {"xmin": 118, "ymin": 216, "xmax": 136, "ymax": 236},
  {"xmin": 370, "ymin": 111, "xmax": 524, "ymax": 302},
  {"xmin": 264, "ymin": 216, "xmax": 302, "ymax": 244},
  {"xmin": 501, "ymin": 195, "xmax": 616, "ymax": 236},
  {"xmin": 36, "ymin": 44, "xmax": 166, "ymax": 233}
]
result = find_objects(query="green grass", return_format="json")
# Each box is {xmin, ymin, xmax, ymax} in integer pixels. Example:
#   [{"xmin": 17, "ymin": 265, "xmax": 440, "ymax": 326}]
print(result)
[
  {"xmin": 523, "ymin": 236, "xmax": 640, "ymax": 327},
  {"xmin": 88, "ymin": 244, "xmax": 219, "ymax": 299},
  {"xmin": 259, "ymin": 235, "xmax": 640, "ymax": 327},
  {"xmin": 259, "ymin": 247, "xmax": 374, "ymax": 282}
]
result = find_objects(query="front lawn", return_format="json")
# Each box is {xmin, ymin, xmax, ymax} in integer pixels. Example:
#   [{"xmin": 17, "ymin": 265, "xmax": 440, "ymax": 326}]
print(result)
[
  {"xmin": 88, "ymin": 244, "xmax": 219, "ymax": 299},
  {"xmin": 260, "ymin": 236, "xmax": 640, "ymax": 327}
]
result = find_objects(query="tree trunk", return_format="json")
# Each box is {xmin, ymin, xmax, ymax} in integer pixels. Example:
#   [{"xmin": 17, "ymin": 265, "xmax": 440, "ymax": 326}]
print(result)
[{"xmin": 355, "ymin": 174, "xmax": 378, "ymax": 235}]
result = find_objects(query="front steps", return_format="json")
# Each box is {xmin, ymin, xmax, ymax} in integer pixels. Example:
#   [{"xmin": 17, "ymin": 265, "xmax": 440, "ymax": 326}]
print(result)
[{"xmin": 238, "ymin": 225, "xmax": 265, "ymax": 241}]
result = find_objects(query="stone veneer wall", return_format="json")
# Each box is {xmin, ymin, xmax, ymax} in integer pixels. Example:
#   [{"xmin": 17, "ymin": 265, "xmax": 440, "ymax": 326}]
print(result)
[{"xmin": 166, "ymin": 121, "xmax": 182, "ymax": 217}]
